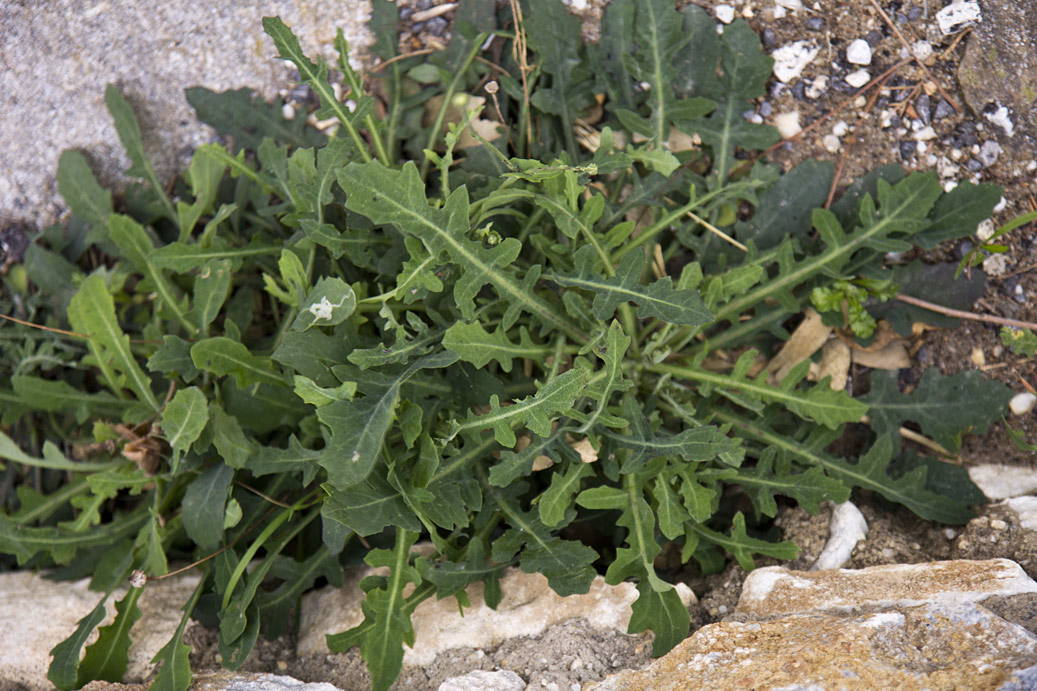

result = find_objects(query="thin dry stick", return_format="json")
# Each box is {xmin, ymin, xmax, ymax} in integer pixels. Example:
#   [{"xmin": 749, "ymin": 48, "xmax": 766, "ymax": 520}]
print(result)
[
  {"xmin": 0, "ymin": 312, "xmax": 88, "ymax": 339},
  {"xmin": 865, "ymin": 0, "xmax": 961, "ymax": 113},
  {"xmin": 369, "ymin": 48, "xmax": 435, "ymax": 73},
  {"xmin": 900, "ymin": 426, "xmax": 957, "ymax": 459},
  {"xmin": 896, "ymin": 294, "xmax": 1037, "ymax": 331},
  {"xmin": 686, "ymin": 209, "xmax": 748, "ymax": 251},
  {"xmin": 938, "ymin": 27, "xmax": 972, "ymax": 60},
  {"xmin": 508, "ymin": 0, "xmax": 533, "ymax": 153},
  {"xmin": 1, "ymin": 312, "xmax": 170, "ymax": 345}
]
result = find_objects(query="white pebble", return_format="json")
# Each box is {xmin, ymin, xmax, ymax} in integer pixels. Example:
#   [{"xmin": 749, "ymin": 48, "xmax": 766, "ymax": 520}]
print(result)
[
  {"xmin": 995, "ymin": 196, "xmax": 1008, "ymax": 213},
  {"xmin": 984, "ymin": 104, "xmax": 1016, "ymax": 137},
  {"xmin": 823, "ymin": 134, "xmax": 841, "ymax": 153},
  {"xmin": 281, "ymin": 103, "xmax": 296, "ymax": 120},
  {"xmin": 1010, "ymin": 393, "xmax": 1037, "ymax": 416},
  {"xmin": 912, "ymin": 40, "xmax": 933, "ymax": 61},
  {"xmin": 845, "ymin": 69, "xmax": 871, "ymax": 88},
  {"xmin": 846, "ymin": 39, "xmax": 873, "ymax": 66},
  {"xmin": 976, "ymin": 218, "xmax": 996, "ymax": 241},
  {"xmin": 832, "ymin": 120, "xmax": 849, "ymax": 137},
  {"xmin": 937, "ymin": 1, "xmax": 982, "ymax": 36},
  {"xmin": 913, "ymin": 125, "xmax": 937, "ymax": 141},
  {"xmin": 805, "ymin": 75, "xmax": 828, "ymax": 99},
  {"xmin": 772, "ymin": 41, "xmax": 820, "ymax": 83},
  {"xmin": 990, "ymin": 519, "xmax": 1008, "ymax": 531},
  {"xmin": 774, "ymin": 111, "xmax": 803, "ymax": 138},
  {"xmin": 715, "ymin": 4, "xmax": 735, "ymax": 23}
]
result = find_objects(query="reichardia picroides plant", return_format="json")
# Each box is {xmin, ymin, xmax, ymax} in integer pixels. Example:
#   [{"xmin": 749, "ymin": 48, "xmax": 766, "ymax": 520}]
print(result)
[{"xmin": 0, "ymin": 1, "xmax": 1012, "ymax": 690}]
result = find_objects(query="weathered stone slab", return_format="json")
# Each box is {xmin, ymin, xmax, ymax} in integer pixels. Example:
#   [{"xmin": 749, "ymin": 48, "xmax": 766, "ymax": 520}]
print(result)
[
  {"xmin": 298, "ymin": 566, "xmax": 696, "ymax": 667},
  {"xmin": 589, "ymin": 601, "xmax": 1037, "ymax": 691},
  {"xmin": 736, "ymin": 558, "xmax": 1037, "ymax": 617},
  {"xmin": 0, "ymin": 1, "xmax": 374, "ymax": 231},
  {"xmin": 0, "ymin": 570, "xmax": 201, "ymax": 690}
]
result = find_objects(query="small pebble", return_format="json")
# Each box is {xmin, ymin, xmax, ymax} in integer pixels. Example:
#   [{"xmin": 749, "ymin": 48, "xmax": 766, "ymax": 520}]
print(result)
[
  {"xmin": 761, "ymin": 27, "xmax": 777, "ymax": 49},
  {"xmin": 845, "ymin": 69, "xmax": 871, "ymax": 88},
  {"xmin": 979, "ymin": 140, "xmax": 1002, "ymax": 167},
  {"xmin": 759, "ymin": 101, "xmax": 773, "ymax": 117},
  {"xmin": 913, "ymin": 125, "xmax": 937, "ymax": 141},
  {"xmin": 907, "ymin": 6, "xmax": 923, "ymax": 21},
  {"xmin": 990, "ymin": 519, "xmax": 1008, "ymax": 531},
  {"xmin": 715, "ymin": 4, "xmax": 735, "ymax": 24},
  {"xmin": 1010, "ymin": 393, "xmax": 1037, "ymax": 416},
  {"xmin": 866, "ymin": 29, "xmax": 883, "ymax": 47},
  {"xmin": 937, "ymin": 1, "xmax": 982, "ymax": 36},
  {"xmin": 912, "ymin": 40, "xmax": 934, "ymax": 61},
  {"xmin": 774, "ymin": 111, "xmax": 803, "ymax": 138},
  {"xmin": 899, "ymin": 140, "xmax": 917, "ymax": 160},
  {"xmin": 804, "ymin": 16, "xmax": 824, "ymax": 31},
  {"xmin": 915, "ymin": 94, "xmax": 932, "ymax": 125},
  {"xmin": 846, "ymin": 38, "xmax": 873, "ymax": 65},
  {"xmin": 823, "ymin": 134, "xmax": 841, "ymax": 152},
  {"xmin": 790, "ymin": 80, "xmax": 807, "ymax": 100},
  {"xmin": 965, "ymin": 158, "xmax": 984, "ymax": 172},
  {"xmin": 944, "ymin": 528, "xmax": 957, "ymax": 540},
  {"xmin": 832, "ymin": 120, "xmax": 849, "ymax": 137},
  {"xmin": 772, "ymin": 41, "xmax": 820, "ymax": 83}
]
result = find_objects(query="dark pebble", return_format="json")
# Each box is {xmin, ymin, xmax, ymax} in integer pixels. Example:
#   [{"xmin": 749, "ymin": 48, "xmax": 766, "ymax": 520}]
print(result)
[
  {"xmin": 965, "ymin": 158, "xmax": 984, "ymax": 172},
  {"xmin": 876, "ymin": 96, "xmax": 890, "ymax": 109},
  {"xmin": 866, "ymin": 30, "xmax": 883, "ymax": 47},
  {"xmin": 415, "ymin": 0, "xmax": 432, "ymax": 9},
  {"xmin": 883, "ymin": 114, "xmax": 901, "ymax": 130},
  {"xmin": 899, "ymin": 140, "xmax": 917, "ymax": 160},
  {"xmin": 956, "ymin": 240, "xmax": 975, "ymax": 259},
  {"xmin": 907, "ymin": 6, "xmax": 923, "ymax": 20},
  {"xmin": 933, "ymin": 98, "xmax": 955, "ymax": 120},
  {"xmin": 399, "ymin": 6, "xmax": 413, "ymax": 20},
  {"xmin": 804, "ymin": 17, "xmax": 824, "ymax": 31},
  {"xmin": 955, "ymin": 121, "xmax": 979, "ymax": 147},
  {"xmin": 289, "ymin": 84, "xmax": 308, "ymax": 101},
  {"xmin": 1015, "ymin": 293, "xmax": 1027, "ymax": 304},
  {"xmin": 410, "ymin": 20, "xmax": 426, "ymax": 34},
  {"xmin": 0, "ymin": 224, "xmax": 29, "ymax": 263},
  {"xmin": 790, "ymin": 80, "xmax": 807, "ymax": 101},
  {"xmin": 1005, "ymin": 277, "xmax": 1020, "ymax": 294},
  {"xmin": 893, "ymin": 87, "xmax": 913, "ymax": 103},
  {"xmin": 425, "ymin": 16, "xmax": 448, "ymax": 36},
  {"xmin": 915, "ymin": 94, "xmax": 931, "ymax": 125},
  {"xmin": 896, "ymin": 11, "xmax": 909, "ymax": 23},
  {"xmin": 760, "ymin": 101, "xmax": 773, "ymax": 117},
  {"xmin": 916, "ymin": 344, "xmax": 931, "ymax": 365},
  {"xmin": 762, "ymin": 27, "xmax": 777, "ymax": 49},
  {"xmin": 899, "ymin": 368, "xmax": 917, "ymax": 387},
  {"xmin": 742, "ymin": 109, "xmax": 756, "ymax": 121},
  {"xmin": 830, "ymin": 77, "xmax": 852, "ymax": 93}
]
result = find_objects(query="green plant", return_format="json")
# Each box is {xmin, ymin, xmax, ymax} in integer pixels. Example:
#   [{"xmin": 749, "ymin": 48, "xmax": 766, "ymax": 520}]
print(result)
[{"xmin": 0, "ymin": 2, "xmax": 1014, "ymax": 690}]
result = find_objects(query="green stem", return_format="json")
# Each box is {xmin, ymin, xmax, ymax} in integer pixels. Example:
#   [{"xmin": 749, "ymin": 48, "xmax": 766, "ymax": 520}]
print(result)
[{"xmin": 419, "ymin": 33, "xmax": 490, "ymax": 180}]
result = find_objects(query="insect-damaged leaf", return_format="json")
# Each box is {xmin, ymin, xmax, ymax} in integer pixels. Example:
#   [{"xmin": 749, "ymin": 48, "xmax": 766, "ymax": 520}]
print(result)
[{"xmin": 291, "ymin": 277, "xmax": 357, "ymax": 331}]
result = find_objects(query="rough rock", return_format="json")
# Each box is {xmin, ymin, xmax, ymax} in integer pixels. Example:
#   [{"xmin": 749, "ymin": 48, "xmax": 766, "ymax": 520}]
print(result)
[
  {"xmin": 588, "ymin": 601, "xmax": 1037, "ymax": 691},
  {"xmin": 180, "ymin": 671, "xmax": 343, "ymax": 690},
  {"xmin": 298, "ymin": 566, "xmax": 696, "ymax": 667},
  {"xmin": 970, "ymin": 464, "xmax": 1037, "ymax": 500},
  {"xmin": 737, "ymin": 558, "xmax": 1037, "ymax": 617},
  {"xmin": 0, "ymin": 570, "xmax": 201, "ymax": 690},
  {"xmin": 0, "ymin": 0, "xmax": 374, "ymax": 231},
  {"xmin": 590, "ymin": 559, "xmax": 1037, "ymax": 690},
  {"xmin": 438, "ymin": 669, "xmax": 527, "ymax": 691},
  {"xmin": 957, "ymin": 0, "xmax": 1037, "ymax": 167}
]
